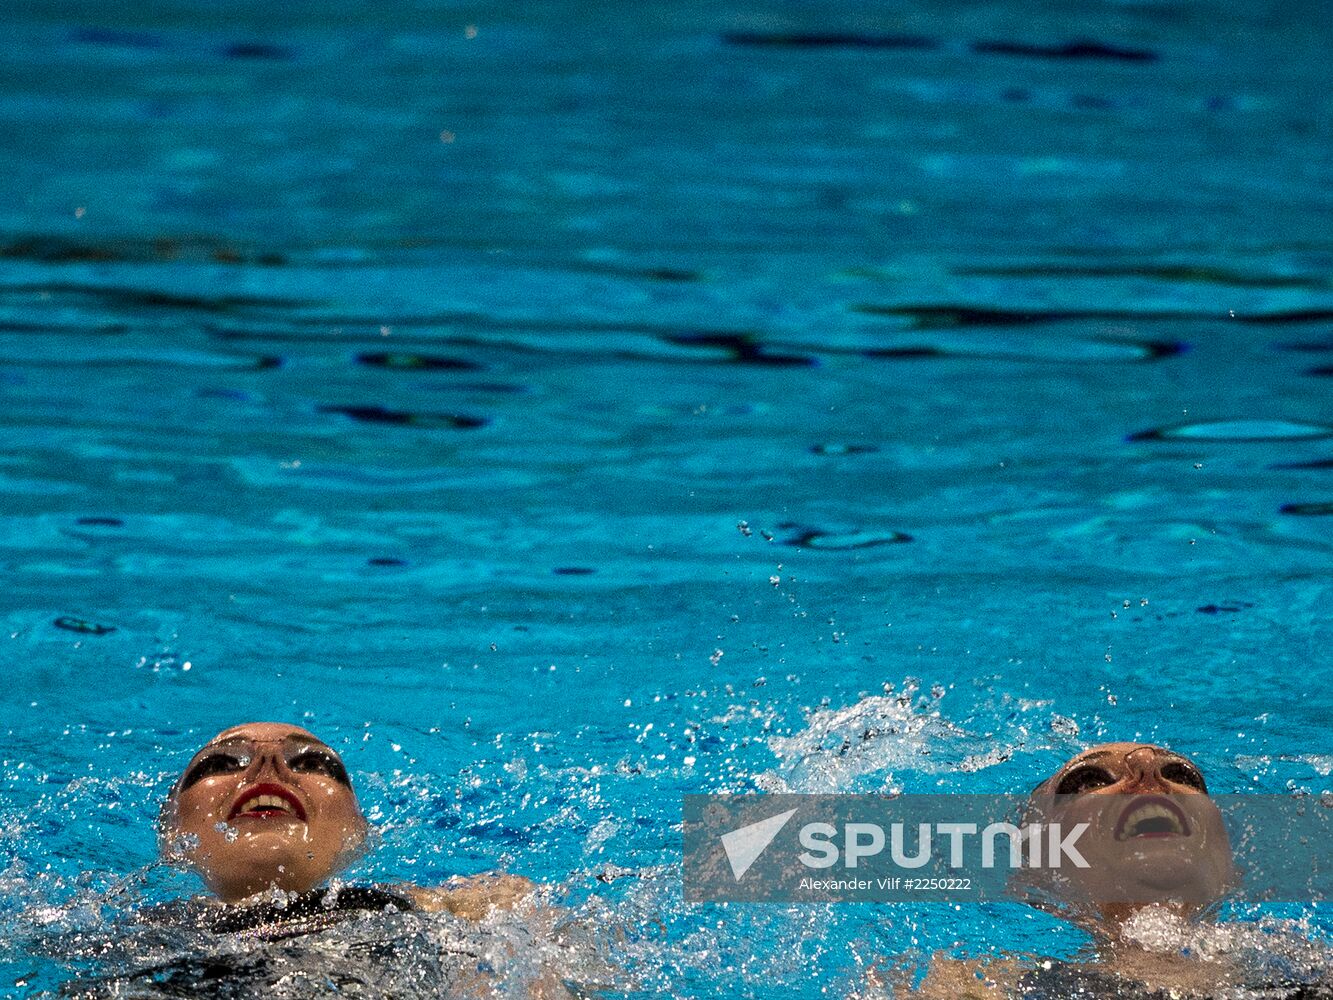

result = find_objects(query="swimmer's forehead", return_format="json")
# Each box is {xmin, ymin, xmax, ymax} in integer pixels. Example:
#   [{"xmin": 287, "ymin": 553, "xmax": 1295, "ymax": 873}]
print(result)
[
  {"xmin": 206, "ymin": 722, "xmax": 330, "ymax": 748},
  {"xmin": 1070, "ymin": 748, "xmax": 1135, "ymax": 764},
  {"xmin": 1068, "ymin": 742, "xmax": 1179, "ymax": 763}
]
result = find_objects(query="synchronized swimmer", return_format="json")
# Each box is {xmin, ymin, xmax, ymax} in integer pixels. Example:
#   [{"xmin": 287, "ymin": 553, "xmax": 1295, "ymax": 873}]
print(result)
[
  {"xmin": 908, "ymin": 742, "xmax": 1328, "ymax": 999},
  {"xmin": 160, "ymin": 721, "xmax": 535, "ymax": 929}
]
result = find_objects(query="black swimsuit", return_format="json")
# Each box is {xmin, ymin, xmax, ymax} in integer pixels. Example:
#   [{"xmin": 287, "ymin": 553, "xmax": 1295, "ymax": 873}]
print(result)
[
  {"xmin": 1017, "ymin": 960, "xmax": 1333, "ymax": 999},
  {"xmin": 203, "ymin": 885, "xmax": 415, "ymax": 940},
  {"xmin": 59, "ymin": 888, "xmax": 480, "ymax": 1000}
]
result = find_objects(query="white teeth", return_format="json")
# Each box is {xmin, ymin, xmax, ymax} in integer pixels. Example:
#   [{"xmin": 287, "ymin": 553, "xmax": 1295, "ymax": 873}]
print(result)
[
  {"xmin": 1118, "ymin": 802, "xmax": 1185, "ymax": 840},
  {"xmin": 241, "ymin": 794, "xmax": 294, "ymax": 813}
]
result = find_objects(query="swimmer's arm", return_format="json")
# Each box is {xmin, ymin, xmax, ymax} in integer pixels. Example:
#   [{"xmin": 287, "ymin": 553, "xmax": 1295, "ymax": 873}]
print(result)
[
  {"xmin": 400, "ymin": 873, "xmax": 537, "ymax": 920},
  {"xmin": 905, "ymin": 952, "xmax": 1028, "ymax": 999},
  {"xmin": 403, "ymin": 876, "xmax": 576, "ymax": 1000},
  {"xmin": 853, "ymin": 954, "xmax": 1029, "ymax": 1000}
]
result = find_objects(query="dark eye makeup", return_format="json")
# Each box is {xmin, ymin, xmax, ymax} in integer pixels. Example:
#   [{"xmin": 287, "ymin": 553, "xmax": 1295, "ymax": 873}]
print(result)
[
  {"xmin": 1055, "ymin": 764, "xmax": 1117, "ymax": 796},
  {"xmin": 1161, "ymin": 760, "xmax": 1208, "ymax": 793},
  {"xmin": 180, "ymin": 752, "xmax": 247, "ymax": 789},
  {"xmin": 178, "ymin": 745, "xmax": 351, "ymax": 790},
  {"xmin": 1053, "ymin": 758, "xmax": 1209, "ymax": 797},
  {"xmin": 288, "ymin": 749, "xmax": 351, "ymax": 785}
]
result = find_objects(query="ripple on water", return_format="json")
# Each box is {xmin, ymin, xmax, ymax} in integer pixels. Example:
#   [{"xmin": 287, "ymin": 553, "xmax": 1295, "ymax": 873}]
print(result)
[
  {"xmin": 1196, "ymin": 601, "xmax": 1255, "ymax": 614},
  {"xmin": 970, "ymin": 38, "xmax": 1158, "ymax": 63},
  {"xmin": 1128, "ymin": 420, "xmax": 1333, "ymax": 442},
  {"xmin": 0, "ymin": 347, "xmax": 281, "ymax": 371},
  {"xmin": 721, "ymin": 31, "xmax": 1157, "ymax": 63},
  {"xmin": 52, "ymin": 616, "xmax": 116, "ymax": 635},
  {"xmin": 1280, "ymin": 502, "xmax": 1333, "ymax": 516},
  {"xmin": 1269, "ymin": 458, "xmax": 1333, "ymax": 470},
  {"xmin": 809, "ymin": 443, "xmax": 879, "ymax": 456},
  {"xmin": 230, "ymin": 459, "xmax": 543, "ymax": 492},
  {"xmin": 355, "ymin": 352, "xmax": 482, "ymax": 372},
  {"xmin": 661, "ymin": 333, "xmax": 817, "ymax": 368},
  {"xmin": 317, "ymin": 405, "xmax": 488, "ymax": 430},
  {"xmin": 779, "ymin": 524, "xmax": 912, "ymax": 549},
  {"xmin": 221, "ymin": 41, "xmax": 295, "ymax": 61},
  {"xmin": 868, "ymin": 337, "xmax": 1183, "ymax": 362},
  {"xmin": 721, "ymin": 31, "xmax": 939, "ymax": 50},
  {"xmin": 787, "ymin": 327, "xmax": 1183, "ymax": 363}
]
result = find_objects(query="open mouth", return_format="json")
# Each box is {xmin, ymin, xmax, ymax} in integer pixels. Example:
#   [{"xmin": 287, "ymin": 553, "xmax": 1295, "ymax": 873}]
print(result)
[
  {"xmin": 228, "ymin": 782, "xmax": 307, "ymax": 822},
  {"xmin": 1113, "ymin": 795, "xmax": 1190, "ymax": 841}
]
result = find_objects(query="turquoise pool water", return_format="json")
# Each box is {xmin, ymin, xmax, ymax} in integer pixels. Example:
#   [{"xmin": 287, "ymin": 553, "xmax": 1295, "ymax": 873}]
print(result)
[{"xmin": 2, "ymin": 0, "xmax": 1331, "ymax": 995}]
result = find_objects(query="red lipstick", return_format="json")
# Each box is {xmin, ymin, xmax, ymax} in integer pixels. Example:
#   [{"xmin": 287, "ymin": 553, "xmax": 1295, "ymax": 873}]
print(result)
[{"xmin": 228, "ymin": 782, "xmax": 307, "ymax": 822}]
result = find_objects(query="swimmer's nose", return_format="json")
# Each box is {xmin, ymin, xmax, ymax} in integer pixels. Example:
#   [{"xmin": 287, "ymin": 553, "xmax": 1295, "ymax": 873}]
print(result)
[
  {"xmin": 246, "ymin": 746, "xmax": 293, "ymax": 781},
  {"xmin": 1123, "ymin": 745, "xmax": 1171, "ymax": 791}
]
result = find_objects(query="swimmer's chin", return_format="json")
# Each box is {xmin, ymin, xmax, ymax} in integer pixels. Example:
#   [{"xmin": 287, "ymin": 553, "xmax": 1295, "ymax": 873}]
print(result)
[
  {"xmin": 202, "ymin": 863, "xmax": 319, "ymax": 902},
  {"xmin": 184, "ymin": 838, "xmax": 368, "ymax": 903},
  {"xmin": 1130, "ymin": 866, "xmax": 1221, "ymax": 895}
]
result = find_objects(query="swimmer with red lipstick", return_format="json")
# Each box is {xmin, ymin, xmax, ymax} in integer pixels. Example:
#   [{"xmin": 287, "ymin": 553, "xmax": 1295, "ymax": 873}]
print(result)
[
  {"xmin": 60, "ymin": 721, "xmax": 584, "ymax": 999},
  {"xmin": 161, "ymin": 722, "xmax": 533, "ymax": 926}
]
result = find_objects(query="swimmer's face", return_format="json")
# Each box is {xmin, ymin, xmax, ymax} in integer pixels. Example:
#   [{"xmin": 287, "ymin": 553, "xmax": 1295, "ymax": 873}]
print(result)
[
  {"xmin": 1024, "ymin": 743, "xmax": 1234, "ymax": 930},
  {"xmin": 163, "ymin": 723, "xmax": 367, "ymax": 902}
]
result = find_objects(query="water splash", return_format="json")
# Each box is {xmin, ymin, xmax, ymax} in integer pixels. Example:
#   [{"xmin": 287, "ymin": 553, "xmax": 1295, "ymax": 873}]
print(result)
[
  {"xmin": 1119, "ymin": 906, "xmax": 1333, "ymax": 996},
  {"xmin": 757, "ymin": 681, "xmax": 1072, "ymax": 794}
]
